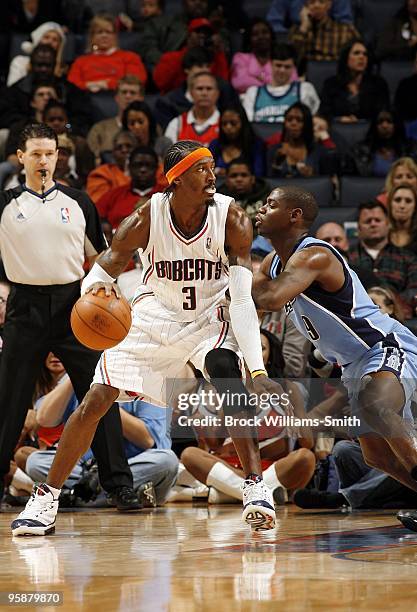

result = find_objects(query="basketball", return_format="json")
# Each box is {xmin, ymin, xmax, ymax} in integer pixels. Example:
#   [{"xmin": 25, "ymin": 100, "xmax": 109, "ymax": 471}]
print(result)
[{"xmin": 71, "ymin": 290, "xmax": 132, "ymax": 351}]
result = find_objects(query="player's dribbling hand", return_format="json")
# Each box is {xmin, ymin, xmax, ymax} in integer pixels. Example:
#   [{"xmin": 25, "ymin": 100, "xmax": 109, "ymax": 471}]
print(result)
[{"xmin": 86, "ymin": 282, "xmax": 121, "ymax": 299}]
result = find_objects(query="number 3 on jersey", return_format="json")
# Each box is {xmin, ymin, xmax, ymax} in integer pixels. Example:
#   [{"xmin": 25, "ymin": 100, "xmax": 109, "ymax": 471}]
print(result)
[
  {"xmin": 182, "ymin": 286, "xmax": 197, "ymax": 310},
  {"xmin": 301, "ymin": 315, "xmax": 320, "ymax": 340}
]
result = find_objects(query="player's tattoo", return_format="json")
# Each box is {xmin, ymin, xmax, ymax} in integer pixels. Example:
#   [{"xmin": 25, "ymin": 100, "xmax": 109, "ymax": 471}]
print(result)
[{"xmin": 113, "ymin": 212, "xmax": 139, "ymax": 242}]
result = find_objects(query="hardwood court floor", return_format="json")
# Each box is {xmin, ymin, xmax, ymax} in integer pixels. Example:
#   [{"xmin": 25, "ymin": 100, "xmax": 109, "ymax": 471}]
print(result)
[{"xmin": 1, "ymin": 504, "xmax": 417, "ymax": 611}]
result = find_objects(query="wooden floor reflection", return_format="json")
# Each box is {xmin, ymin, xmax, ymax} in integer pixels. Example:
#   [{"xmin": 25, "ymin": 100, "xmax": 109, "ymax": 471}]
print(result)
[{"xmin": 1, "ymin": 504, "xmax": 417, "ymax": 611}]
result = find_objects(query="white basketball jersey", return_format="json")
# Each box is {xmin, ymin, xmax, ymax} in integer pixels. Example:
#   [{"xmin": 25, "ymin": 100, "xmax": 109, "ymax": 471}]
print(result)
[{"xmin": 138, "ymin": 191, "xmax": 232, "ymax": 321}]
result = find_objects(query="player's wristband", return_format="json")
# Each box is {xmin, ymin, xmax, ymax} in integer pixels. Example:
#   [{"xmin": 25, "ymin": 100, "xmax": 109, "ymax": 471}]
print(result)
[
  {"xmin": 81, "ymin": 262, "xmax": 116, "ymax": 295},
  {"xmin": 251, "ymin": 369, "xmax": 267, "ymax": 380}
]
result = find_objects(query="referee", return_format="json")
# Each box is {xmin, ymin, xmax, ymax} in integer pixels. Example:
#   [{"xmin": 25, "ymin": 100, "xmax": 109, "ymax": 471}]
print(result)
[{"xmin": 0, "ymin": 123, "xmax": 140, "ymax": 510}]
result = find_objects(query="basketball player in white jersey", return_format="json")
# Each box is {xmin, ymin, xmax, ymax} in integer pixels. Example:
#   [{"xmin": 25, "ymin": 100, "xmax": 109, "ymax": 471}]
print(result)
[
  {"xmin": 12, "ymin": 141, "xmax": 283, "ymax": 536},
  {"xmin": 253, "ymin": 186, "xmax": 417, "ymax": 533}
]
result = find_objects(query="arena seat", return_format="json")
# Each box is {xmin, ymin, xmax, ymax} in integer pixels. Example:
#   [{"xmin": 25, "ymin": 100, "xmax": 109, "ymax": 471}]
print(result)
[
  {"xmin": 242, "ymin": 0, "xmax": 271, "ymax": 18},
  {"xmin": 380, "ymin": 61, "xmax": 414, "ymax": 102},
  {"xmin": 310, "ymin": 206, "xmax": 357, "ymax": 234},
  {"xmin": 267, "ymin": 176, "xmax": 335, "ymax": 207},
  {"xmin": 252, "ymin": 122, "xmax": 281, "ymax": 142},
  {"xmin": 89, "ymin": 91, "xmax": 118, "ymax": 122},
  {"xmin": 339, "ymin": 176, "xmax": 385, "ymax": 207},
  {"xmin": 306, "ymin": 61, "xmax": 337, "ymax": 96},
  {"xmin": 330, "ymin": 121, "xmax": 370, "ymax": 155},
  {"xmin": 356, "ymin": 0, "xmax": 404, "ymax": 46}
]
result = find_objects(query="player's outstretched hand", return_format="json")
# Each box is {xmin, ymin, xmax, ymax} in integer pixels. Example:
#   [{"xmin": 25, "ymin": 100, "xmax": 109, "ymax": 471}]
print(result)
[{"xmin": 86, "ymin": 282, "xmax": 121, "ymax": 299}]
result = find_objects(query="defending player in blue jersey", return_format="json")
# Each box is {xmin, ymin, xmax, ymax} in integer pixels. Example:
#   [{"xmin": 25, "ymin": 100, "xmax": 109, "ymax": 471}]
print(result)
[{"xmin": 253, "ymin": 186, "xmax": 417, "ymax": 532}]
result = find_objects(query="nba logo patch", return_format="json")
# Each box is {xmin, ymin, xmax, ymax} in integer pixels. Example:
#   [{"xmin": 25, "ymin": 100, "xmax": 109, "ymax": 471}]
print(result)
[
  {"xmin": 61, "ymin": 207, "xmax": 70, "ymax": 223},
  {"xmin": 206, "ymin": 237, "xmax": 212, "ymax": 249}
]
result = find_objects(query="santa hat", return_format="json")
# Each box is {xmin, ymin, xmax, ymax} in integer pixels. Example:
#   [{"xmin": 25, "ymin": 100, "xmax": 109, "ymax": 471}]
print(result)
[{"xmin": 21, "ymin": 22, "xmax": 66, "ymax": 55}]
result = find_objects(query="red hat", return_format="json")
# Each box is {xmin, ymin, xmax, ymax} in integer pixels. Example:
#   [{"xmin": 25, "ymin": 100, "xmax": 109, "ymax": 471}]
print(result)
[{"xmin": 188, "ymin": 18, "xmax": 213, "ymax": 33}]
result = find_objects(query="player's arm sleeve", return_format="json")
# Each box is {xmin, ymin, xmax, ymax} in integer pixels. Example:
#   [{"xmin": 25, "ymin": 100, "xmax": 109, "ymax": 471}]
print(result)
[{"xmin": 228, "ymin": 265, "xmax": 266, "ymax": 375}]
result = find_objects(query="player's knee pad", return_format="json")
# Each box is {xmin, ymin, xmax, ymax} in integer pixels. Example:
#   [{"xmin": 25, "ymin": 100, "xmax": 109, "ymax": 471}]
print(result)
[{"xmin": 205, "ymin": 348, "xmax": 241, "ymax": 379}]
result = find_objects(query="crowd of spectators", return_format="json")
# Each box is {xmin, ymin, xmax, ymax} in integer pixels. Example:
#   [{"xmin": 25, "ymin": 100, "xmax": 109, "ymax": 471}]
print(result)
[{"xmin": 2, "ymin": 0, "xmax": 417, "ymax": 513}]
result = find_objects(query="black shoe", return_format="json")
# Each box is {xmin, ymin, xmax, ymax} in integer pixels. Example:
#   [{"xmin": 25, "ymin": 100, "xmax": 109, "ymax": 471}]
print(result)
[
  {"xmin": 136, "ymin": 481, "xmax": 157, "ymax": 508},
  {"xmin": 2, "ymin": 492, "xmax": 30, "ymax": 507},
  {"xmin": 397, "ymin": 509, "xmax": 417, "ymax": 532},
  {"xmin": 294, "ymin": 488, "xmax": 346, "ymax": 509},
  {"xmin": 107, "ymin": 486, "xmax": 142, "ymax": 512},
  {"xmin": 273, "ymin": 485, "xmax": 287, "ymax": 506},
  {"xmin": 0, "ymin": 479, "xmax": 4, "ymax": 505}
]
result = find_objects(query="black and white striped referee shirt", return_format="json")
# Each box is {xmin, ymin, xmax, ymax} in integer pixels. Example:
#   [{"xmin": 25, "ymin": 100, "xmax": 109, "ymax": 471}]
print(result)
[{"xmin": 0, "ymin": 182, "xmax": 106, "ymax": 285}]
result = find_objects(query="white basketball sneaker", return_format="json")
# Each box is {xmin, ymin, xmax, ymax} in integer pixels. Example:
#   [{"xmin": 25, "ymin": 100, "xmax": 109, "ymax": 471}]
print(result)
[
  {"xmin": 242, "ymin": 479, "xmax": 276, "ymax": 530},
  {"xmin": 11, "ymin": 484, "xmax": 59, "ymax": 536}
]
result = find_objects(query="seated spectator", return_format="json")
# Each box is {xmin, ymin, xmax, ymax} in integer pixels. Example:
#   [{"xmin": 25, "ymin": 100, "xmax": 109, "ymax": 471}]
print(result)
[
  {"xmin": 7, "ymin": 352, "xmax": 69, "ymax": 501},
  {"xmin": 96, "ymin": 146, "xmax": 161, "ymax": 229},
  {"xmin": 294, "ymin": 439, "xmax": 417, "ymax": 509},
  {"xmin": 25, "ymin": 376, "xmax": 178, "ymax": 505},
  {"xmin": 242, "ymin": 43, "xmax": 320, "ymax": 125},
  {"xmin": 368, "ymin": 286, "xmax": 405, "ymax": 322},
  {"xmin": 43, "ymin": 100, "xmax": 95, "ymax": 187},
  {"xmin": 165, "ymin": 71, "xmax": 220, "ymax": 145},
  {"xmin": 231, "ymin": 18, "xmax": 276, "ymax": 94},
  {"xmin": 0, "ymin": 43, "xmax": 92, "ymax": 137},
  {"xmin": 54, "ymin": 133, "xmax": 82, "ymax": 189},
  {"xmin": 267, "ymin": 102, "xmax": 338, "ymax": 178},
  {"xmin": 376, "ymin": 0, "xmax": 417, "ymax": 61},
  {"xmin": 315, "ymin": 221, "xmax": 349, "ymax": 253},
  {"xmin": 289, "ymin": 0, "xmax": 358, "ymax": 63},
  {"xmin": 7, "ymin": 21, "xmax": 66, "ymax": 87},
  {"xmin": 345, "ymin": 109, "xmax": 417, "ymax": 177},
  {"xmin": 320, "ymin": 39, "xmax": 390, "ymax": 124},
  {"xmin": 122, "ymin": 100, "xmax": 172, "ymax": 160},
  {"xmin": 378, "ymin": 157, "xmax": 417, "ymax": 206},
  {"xmin": 313, "ymin": 113, "xmax": 338, "ymax": 152},
  {"xmin": 122, "ymin": 100, "xmax": 170, "ymax": 187},
  {"xmin": 153, "ymin": 17, "xmax": 228, "ymax": 94},
  {"xmin": 119, "ymin": 0, "xmax": 163, "ymax": 37},
  {"xmin": 394, "ymin": 46, "xmax": 417, "ymax": 133},
  {"xmin": 6, "ymin": 1, "xmax": 64, "ymax": 34},
  {"xmin": 0, "ymin": 81, "xmax": 58, "ymax": 188},
  {"xmin": 315, "ymin": 221, "xmax": 381, "ymax": 288},
  {"xmin": 178, "ymin": 331, "xmax": 315, "ymax": 505},
  {"xmin": 86, "ymin": 130, "xmax": 136, "ymax": 203},
  {"xmin": 67, "ymin": 13, "xmax": 147, "ymax": 92},
  {"xmin": 87, "ymin": 75, "xmax": 145, "ymax": 165},
  {"xmin": 140, "ymin": 0, "xmax": 216, "ymax": 70},
  {"xmin": 267, "ymin": 0, "xmax": 353, "ymax": 33},
  {"xmin": 387, "ymin": 184, "xmax": 417, "ymax": 253},
  {"xmin": 209, "ymin": 105, "xmax": 266, "ymax": 177},
  {"xmin": 154, "ymin": 46, "xmax": 239, "ymax": 130},
  {"xmin": 348, "ymin": 200, "xmax": 417, "ymax": 317},
  {"xmin": 217, "ymin": 159, "xmax": 270, "ymax": 226}
]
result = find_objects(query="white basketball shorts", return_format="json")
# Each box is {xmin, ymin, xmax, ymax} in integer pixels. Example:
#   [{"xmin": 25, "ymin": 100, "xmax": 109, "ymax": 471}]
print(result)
[{"xmin": 92, "ymin": 291, "xmax": 241, "ymax": 406}]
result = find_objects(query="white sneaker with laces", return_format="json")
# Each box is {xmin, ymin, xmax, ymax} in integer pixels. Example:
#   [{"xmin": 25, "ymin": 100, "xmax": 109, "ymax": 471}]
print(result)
[
  {"xmin": 242, "ymin": 479, "xmax": 276, "ymax": 530},
  {"xmin": 11, "ymin": 484, "xmax": 59, "ymax": 536}
]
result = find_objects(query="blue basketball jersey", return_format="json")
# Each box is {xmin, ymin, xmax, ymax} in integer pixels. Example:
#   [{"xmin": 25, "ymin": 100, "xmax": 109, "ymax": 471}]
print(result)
[
  {"xmin": 269, "ymin": 237, "xmax": 417, "ymax": 365},
  {"xmin": 253, "ymin": 82, "xmax": 301, "ymax": 123}
]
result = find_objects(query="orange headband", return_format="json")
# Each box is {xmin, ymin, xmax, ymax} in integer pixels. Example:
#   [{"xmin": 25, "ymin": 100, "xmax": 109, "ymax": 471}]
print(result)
[{"xmin": 166, "ymin": 147, "xmax": 213, "ymax": 184}]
